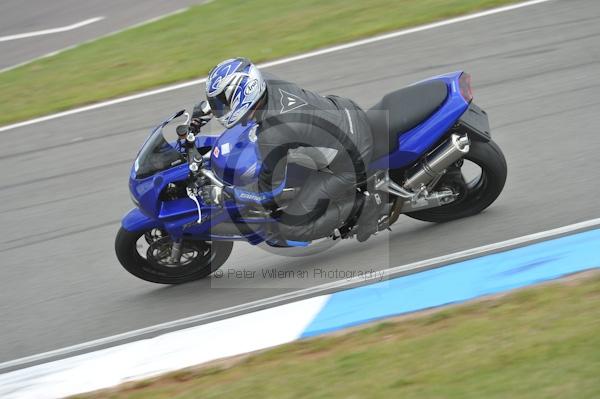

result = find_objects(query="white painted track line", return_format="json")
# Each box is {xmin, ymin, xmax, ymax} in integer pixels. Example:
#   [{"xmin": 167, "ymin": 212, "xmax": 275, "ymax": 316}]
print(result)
[
  {"xmin": 0, "ymin": 0, "xmax": 555, "ymax": 133},
  {"xmin": 1, "ymin": 215, "xmax": 598, "ymax": 374},
  {"xmin": 0, "ymin": 17, "xmax": 104, "ymax": 42},
  {"xmin": 0, "ymin": 7, "xmax": 192, "ymax": 73}
]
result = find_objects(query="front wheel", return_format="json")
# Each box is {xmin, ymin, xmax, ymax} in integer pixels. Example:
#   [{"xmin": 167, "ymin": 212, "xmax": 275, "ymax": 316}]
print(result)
[
  {"xmin": 405, "ymin": 139, "xmax": 507, "ymax": 223},
  {"xmin": 115, "ymin": 227, "xmax": 233, "ymax": 284}
]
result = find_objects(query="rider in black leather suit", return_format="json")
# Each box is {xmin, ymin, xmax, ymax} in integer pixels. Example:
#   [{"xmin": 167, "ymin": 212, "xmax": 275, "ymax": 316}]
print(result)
[{"xmin": 194, "ymin": 58, "xmax": 381, "ymax": 242}]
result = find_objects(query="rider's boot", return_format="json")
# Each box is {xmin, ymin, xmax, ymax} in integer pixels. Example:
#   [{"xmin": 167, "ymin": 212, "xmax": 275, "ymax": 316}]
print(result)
[{"xmin": 356, "ymin": 191, "xmax": 384, "ymax": 242}]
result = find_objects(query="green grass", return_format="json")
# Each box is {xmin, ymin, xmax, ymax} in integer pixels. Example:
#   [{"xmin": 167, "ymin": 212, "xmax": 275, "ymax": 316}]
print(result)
[
  {"xmin": 78, "ymin": 271, "xmax": 600, "ymax": 399},
  {"xmin": 0, "ymin": 0, "xmax": 521, "ymax": 126}
]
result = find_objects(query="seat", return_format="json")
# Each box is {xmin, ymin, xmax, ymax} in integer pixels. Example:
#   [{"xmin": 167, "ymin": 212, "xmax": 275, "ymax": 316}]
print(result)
[{"xmin": 367, "ymin": 80, "xmax": 448, "ymax": 159}]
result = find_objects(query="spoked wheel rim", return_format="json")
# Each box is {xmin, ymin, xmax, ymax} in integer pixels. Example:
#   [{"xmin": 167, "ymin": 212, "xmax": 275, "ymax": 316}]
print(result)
[
  {"xmin": 144, "ymin": 228, "xmax": 165, "ymax": 245},
  {"xmin": 116, "ymin": 226, "xmax": 234, "ymax": 284},
  {"xmin": 146, "ymin": 237, "xmax": 211, "ymax": 267},
  {"xmin": 135, "ymin": 230, "xmax": 216, "ymax": 276}
]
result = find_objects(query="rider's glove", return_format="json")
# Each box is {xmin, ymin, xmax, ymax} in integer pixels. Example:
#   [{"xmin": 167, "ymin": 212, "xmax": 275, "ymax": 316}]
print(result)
[{"xmin": 190, "ymin": 100, "xmax": 213, "ymax": 133}]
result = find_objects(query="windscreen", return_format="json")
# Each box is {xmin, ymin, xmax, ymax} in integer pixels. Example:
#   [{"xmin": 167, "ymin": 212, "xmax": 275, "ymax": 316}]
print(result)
[{"xmin": 134, "ymin": 117, "xmax": 186, "ymax": 179}]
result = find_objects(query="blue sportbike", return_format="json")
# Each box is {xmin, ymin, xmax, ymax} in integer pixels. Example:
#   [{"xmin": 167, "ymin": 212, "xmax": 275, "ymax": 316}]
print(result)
[{"xmin": 115, "ymin": 71, "xmax": 507, "ymax": 284}]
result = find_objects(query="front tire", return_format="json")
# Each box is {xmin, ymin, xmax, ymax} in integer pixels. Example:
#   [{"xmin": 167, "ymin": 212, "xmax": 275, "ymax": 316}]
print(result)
[
  {"xmin": 405, "ymin": 139, "xmax": 507, "ymax": 223},
  {"xmin": 115, "ymin": 227, "xmax": 233, "ymax": 284}
]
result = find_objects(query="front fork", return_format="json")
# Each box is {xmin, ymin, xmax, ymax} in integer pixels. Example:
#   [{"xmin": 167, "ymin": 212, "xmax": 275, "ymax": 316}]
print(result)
[
  {"xmin": 169, "ymin": 240, "xmax": 183, "ymax": 264},
  {"xmin": 167, "ymin": 185, "xmax": 204, "ymax": 264}
]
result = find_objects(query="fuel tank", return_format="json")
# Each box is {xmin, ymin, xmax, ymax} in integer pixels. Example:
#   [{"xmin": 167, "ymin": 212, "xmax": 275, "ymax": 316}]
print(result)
[{"xmin": 210, "ymin": 122, "xmax": 261, "ymax": 186}]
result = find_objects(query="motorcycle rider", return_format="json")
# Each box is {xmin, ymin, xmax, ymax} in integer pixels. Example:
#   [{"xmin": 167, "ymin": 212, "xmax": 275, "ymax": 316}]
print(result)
[{"xmin": 192, "ymin": 57, "xmax": 383, "ymax": 242}]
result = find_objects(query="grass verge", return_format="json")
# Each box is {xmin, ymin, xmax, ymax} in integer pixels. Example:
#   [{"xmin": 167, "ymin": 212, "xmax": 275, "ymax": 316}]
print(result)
[
  {"xmin": 0, "ymin": 0, "xmax": 522, "ymax": 126},
  {"xmin": 78, "ymin": 270, "xmax": 600, "ymax": 399}
]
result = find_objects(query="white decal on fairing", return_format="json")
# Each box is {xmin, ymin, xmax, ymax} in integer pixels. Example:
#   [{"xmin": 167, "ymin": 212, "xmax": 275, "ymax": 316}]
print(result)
[{"xmin": 221, "ymin": 142, "xmax": 231, "ymax": 155}]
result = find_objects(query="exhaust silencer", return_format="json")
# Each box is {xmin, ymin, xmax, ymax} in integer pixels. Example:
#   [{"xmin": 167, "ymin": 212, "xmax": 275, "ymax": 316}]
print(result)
[{"xmin": 403, "ymin": 134, "xmax": 470, "ymax": 191}]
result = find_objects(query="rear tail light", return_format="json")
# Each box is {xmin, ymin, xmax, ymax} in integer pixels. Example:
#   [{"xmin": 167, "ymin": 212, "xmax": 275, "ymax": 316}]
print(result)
[{"xmin": 459, "ymin": 72, "xmax": 473, "ymax": 103}]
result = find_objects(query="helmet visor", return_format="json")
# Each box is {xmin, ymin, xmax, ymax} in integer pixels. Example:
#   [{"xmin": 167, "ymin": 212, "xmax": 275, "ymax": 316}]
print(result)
[{"xmin": 207, "ymin": 91, "xmax": 231, "ymax": 119}]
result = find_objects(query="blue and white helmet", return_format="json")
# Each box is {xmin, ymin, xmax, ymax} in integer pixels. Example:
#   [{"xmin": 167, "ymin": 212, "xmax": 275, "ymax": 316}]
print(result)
[{"xmin": 205, "ymin": 58, "xmax": 266, "ymax": 128}]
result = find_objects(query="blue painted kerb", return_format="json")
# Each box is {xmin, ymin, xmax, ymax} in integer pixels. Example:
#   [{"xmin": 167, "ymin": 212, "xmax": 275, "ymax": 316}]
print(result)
[{"xmin": 301, "ymin": 228, "xmax": 600, "ymax": 338}]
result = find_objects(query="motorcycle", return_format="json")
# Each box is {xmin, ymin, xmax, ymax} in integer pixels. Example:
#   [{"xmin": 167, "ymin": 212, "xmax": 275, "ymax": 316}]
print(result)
[{"xmin": 115, "ymin": 71, "xmax": 507, "ymax": 284}]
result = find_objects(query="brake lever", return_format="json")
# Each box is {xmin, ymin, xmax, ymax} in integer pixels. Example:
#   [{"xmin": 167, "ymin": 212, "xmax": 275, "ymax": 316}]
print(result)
[{"xmin": 186, "ymin": 185, "xmax": 202, "ymax": 223}]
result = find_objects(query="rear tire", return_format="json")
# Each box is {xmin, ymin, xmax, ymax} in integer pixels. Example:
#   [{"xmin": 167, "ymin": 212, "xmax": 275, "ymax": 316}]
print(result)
[
  {"xmin": 405, "ymin": 139, "xmax": 507, "ymax": 223},
  {"xmin": 115, "ymin": 227, "xmax": 233, "ymax": 284}
]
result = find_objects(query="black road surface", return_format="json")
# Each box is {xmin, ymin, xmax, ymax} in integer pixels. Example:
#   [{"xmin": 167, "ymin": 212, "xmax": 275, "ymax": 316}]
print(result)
[{"xmin": 1, "ymin": 0, "xmax": 599, "ymax": 363}]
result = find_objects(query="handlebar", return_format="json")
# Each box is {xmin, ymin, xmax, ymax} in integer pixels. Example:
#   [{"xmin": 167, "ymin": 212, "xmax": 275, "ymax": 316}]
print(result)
[
  {"xmin": 174, "ymin": 108, "xmax": 237, "ymax": 211},
  {"xmin": 174, "ymin": 111, "xmax": 204, "ymax": 176}
]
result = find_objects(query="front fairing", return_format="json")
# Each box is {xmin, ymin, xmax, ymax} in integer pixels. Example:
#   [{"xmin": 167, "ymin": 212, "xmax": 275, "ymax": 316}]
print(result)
[
  {"xmin": 129, "ymin": 133, "xmax": 218, "ymax": 219},
  {"xmin": 129, "ymin": 111, "xmax": 218, "ymax": 218},
  {"xmin": 127, "ymin": 160, "xmax": 269, "ymax": 243},
  {"xmin": 124, "ymin": 115, "xmax": 281, "ymax": 244},
  {"xmin": 129, "ymin": 163, "xmax": 188, "ymax": 218}
]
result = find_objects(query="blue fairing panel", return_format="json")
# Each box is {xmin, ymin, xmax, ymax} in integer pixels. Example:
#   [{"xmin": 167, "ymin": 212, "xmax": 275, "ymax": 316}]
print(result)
[{"xmin": 121, "ymin": 208, "xmax": 159, "ymax": 232}]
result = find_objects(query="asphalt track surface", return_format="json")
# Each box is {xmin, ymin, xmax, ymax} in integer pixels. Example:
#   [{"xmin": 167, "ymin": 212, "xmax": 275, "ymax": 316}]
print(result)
[
  {"xmin": 0, "ymin": 0, "xmax": 202, "ymax": 70},
  {"xmin": 1, "ymin": 0, "xmax": 599, "ymax": 363}
]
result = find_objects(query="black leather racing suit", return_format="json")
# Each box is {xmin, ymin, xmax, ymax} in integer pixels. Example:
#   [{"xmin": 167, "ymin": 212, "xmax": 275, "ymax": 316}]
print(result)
[{"xmin": 246, "ymin": 74, "xmax": 373, "ymax": 241}]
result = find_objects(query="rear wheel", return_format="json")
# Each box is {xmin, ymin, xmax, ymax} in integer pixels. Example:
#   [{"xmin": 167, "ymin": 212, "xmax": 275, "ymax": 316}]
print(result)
[
  {"xmin": 405, "ymin": 139, "xmax": 507, "ymax": 223},
  {"xmin": 115, "ymin": 227, "xmax": 233, "ymax": 284}
]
